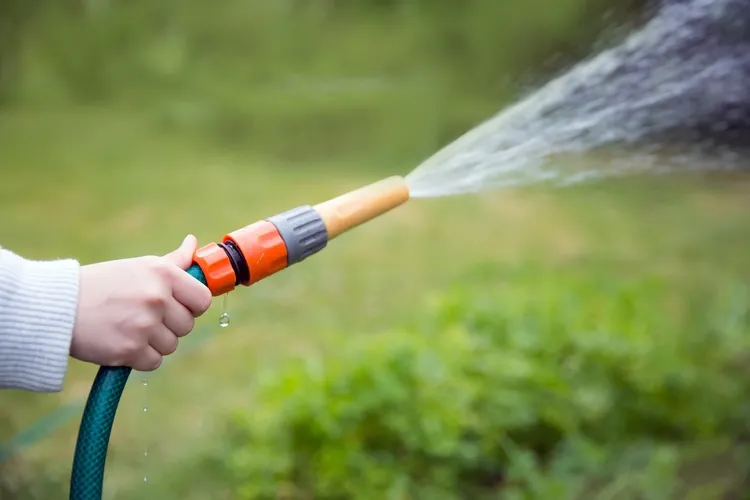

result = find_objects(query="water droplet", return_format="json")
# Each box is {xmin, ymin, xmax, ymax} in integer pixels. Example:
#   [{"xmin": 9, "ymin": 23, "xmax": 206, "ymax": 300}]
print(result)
[
  {"xmin": 142, "ymin": 406, "xmax": 148, "ymax": 412},
  {"xmin": 143, "ymin": 476, "xmax": 148, "ymax": 483},
  {"xmin": 219, "ymin": 313, "xmax": 230, "ymax": 328},
  {"xmin": 144, "ymin": 448, "xmax": 148, "ymax": 457},
  {"xmin": 219, "ymin": 293, "xmax": 230, "ymax": 328},
  {"xmin": 142, "ymin": 379, "xmax": 148, "ymax": 387}
]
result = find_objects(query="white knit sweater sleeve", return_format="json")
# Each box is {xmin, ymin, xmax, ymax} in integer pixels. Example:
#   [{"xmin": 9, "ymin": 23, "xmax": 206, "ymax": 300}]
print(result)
[{"xmin": 0, "ymin": 247, "xmax": 80, "ymax": 392}]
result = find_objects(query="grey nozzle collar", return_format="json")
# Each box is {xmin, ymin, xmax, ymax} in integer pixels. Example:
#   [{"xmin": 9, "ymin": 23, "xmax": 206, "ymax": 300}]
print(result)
[{"xmin": 266, "ymin": 205, "xmax": 328, "ymax": 265}]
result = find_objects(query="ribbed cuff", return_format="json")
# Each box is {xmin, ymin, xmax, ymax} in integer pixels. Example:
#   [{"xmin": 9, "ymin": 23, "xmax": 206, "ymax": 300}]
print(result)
[{"xmin": 0, "ymin": 249, "xmax": 80, "ymax": 392}]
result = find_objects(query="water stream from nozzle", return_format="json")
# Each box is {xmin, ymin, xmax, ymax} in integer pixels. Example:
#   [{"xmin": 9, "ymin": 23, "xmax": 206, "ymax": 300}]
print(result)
[{"xmin": 406, "ymin": 0, "xmax": 750, "ymax": 198}]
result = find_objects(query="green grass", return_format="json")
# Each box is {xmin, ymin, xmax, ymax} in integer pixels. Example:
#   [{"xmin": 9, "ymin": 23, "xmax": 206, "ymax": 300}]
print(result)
[
  {"xmin": 0, "ymin": 107, "xmax": 748, "ymax": 498},
  {"xmin": 2, "ymin": 1, "xmax": 748, "ymax": 497}
]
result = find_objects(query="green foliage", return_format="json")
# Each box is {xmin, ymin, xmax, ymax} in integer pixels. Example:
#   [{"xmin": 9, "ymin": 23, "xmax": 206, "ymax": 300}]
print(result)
[
  {"xmin": 218, "ymin": 270, "xmax": 750, "ymax": 498},
  {"xmin": 8, "ymin": 0, "xmax": 645, "ymax": 163}
]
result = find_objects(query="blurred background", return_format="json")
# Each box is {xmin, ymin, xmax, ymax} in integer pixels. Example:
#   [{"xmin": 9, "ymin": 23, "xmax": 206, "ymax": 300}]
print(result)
[{"xmin": 1, "ymin": 0, "xmax": 750, "ymax": 498}]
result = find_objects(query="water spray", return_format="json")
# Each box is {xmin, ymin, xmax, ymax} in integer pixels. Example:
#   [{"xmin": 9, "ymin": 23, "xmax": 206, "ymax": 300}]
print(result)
[
  {"xmin": 406, "ymin": 0, "xmax": 750, "ymax": 198},
  {"xmin": 69, "ymin": 176, "xmax": 410, "ymax": 500}
]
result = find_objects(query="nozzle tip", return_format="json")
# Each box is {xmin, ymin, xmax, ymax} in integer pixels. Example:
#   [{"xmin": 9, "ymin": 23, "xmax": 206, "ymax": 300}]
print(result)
[{"xmin": 314, "ymin": 175, "xmax": 410, "ymax": 239}]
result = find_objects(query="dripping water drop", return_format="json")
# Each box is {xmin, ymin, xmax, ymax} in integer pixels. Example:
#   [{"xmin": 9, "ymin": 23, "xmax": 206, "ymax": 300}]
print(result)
[
  {"xmin": 142, "ymin": 377, "xmax": 149, "ymax": 486},
  {"xmin": 219, "ymin": 293, "xmax": 230, "ymax": 327},
  {"xmin": 219, "ymin": 313, "xmax": 230, "ymax": 328}
]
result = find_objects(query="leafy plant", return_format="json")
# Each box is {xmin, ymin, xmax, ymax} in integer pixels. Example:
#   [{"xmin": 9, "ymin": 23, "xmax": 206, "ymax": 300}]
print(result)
[{"xmin": 217, "ymin": 270, "xmax": 750, "ymax": 498}]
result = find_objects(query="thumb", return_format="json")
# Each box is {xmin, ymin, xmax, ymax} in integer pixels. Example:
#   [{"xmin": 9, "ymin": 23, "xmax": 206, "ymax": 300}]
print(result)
[{"xmin": 162, "ymin": 234, "xmax": 198, "ymax": 269}]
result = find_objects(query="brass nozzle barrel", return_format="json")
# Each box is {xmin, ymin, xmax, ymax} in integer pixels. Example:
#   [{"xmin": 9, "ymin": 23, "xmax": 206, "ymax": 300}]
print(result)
[{"xmin": 313, "ymin": 176, "xmax": 410, "ymax": 239}]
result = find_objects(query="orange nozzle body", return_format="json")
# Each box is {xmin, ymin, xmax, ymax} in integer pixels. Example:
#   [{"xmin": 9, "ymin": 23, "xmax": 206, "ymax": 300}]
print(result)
[
  {"xmin": 193, "ymin": 220, "xmax": 292, "ymax": 297},
  {"xmin": 192, "ymin": 176, "xmax": 410, "ymax": 296},
  {"xmin": 224, "ymin": 220, "xmax": 287, "ymax": 284}
]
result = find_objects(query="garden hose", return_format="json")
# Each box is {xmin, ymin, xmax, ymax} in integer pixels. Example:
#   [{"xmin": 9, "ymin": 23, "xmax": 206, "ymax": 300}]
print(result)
[{"xmin": 68, "ymin": 176, "xmax": 410, "ymax": 500}]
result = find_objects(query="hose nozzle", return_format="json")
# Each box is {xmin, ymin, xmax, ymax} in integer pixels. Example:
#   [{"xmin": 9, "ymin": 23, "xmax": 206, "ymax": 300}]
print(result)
[
  {"xmin": 192, "ymin": 176, "xmax": 410, "ymax": 295},
  {"xmin": 314, "ymin": 175, "xmax": 410, "ymax": 239}
]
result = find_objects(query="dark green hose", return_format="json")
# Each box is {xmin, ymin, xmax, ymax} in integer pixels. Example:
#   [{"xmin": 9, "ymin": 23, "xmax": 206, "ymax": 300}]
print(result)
[{"xmin": 69, "ymin": 264, "xmax": 208, "ymax": 500}]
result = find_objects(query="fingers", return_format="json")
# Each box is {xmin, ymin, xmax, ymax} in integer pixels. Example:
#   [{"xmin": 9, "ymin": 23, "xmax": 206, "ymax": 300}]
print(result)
[
  {"xmin": 149, "ymin": 323, "xmax": 179, "ymax": 356},
  {"xmin": 167, "ymin": 264, "xmax": 213, "ymax": 317},
  {"xmin": 131, "ymin": 309, "xmax": 186, "ymax": 372},
  {"xmin": 163, "ymin": 299, "xmax": 195, "ymax": 337},
  {"xmin": 161, "ymin": 234, "xmax": 213, "ymax": 316},
  {"xmin": 132, "ymin": 346, "xmax": 163, "ymax": 372},
  {"xmin": 163, "ymin": 234, "xmax": 198, "ymax": 270}
]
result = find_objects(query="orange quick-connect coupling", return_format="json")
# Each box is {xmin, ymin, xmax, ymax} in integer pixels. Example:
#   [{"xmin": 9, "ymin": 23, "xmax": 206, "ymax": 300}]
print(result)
[
  {"xmin": 192, "ymin": 242, "xmax": 236, "ymax": 296},
  {"xmin": 192, "ymin": 176, "xmax": 410, "ymax": 296},
  {"xmin": 223, "ymin": 220, "xmax": 288, "ymax": 285}
]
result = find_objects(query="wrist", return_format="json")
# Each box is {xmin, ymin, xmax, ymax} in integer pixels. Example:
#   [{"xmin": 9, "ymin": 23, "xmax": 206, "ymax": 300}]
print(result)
[{"xmin": 0, "ymin": 249, "xmax": 81, "ymax": 392}]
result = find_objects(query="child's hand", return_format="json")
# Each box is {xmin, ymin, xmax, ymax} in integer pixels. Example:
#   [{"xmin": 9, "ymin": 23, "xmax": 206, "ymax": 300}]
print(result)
[{"xmin": 70, "ymin": 235, "xmax": 213, "ymax": 371}]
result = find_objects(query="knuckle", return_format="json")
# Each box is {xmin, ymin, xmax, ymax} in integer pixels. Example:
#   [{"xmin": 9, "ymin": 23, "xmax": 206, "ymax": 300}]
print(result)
[
  {"xmin": 145, "ymin": 256, "xmax": 172, "ymax": 279},
  {"xmin": 153, "ymin": 260, "xmax": 172, "ymax": 278},
  {"xmin": 125, "ymin": 338, "xmax": 141, "ymax": 357},
  {"xmin": 132, "ymin": 314, "xmax": 156, "ymax": 334},
  {"xmin": 143, "ymin": 287, "xmax": 169, "ymax": 309},
  {"xmin": 142, "ymin": 255, "xmax": 162, "ymax": 268},
  {"xmin": 114, "ymin": 339, "xmax": 141, "ymax": 365}
]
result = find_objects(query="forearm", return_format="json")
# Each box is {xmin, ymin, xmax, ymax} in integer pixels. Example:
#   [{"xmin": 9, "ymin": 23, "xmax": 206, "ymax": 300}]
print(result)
[{"xmin": 0, "ymin": 247, "xmax": 80, "ymax": 392}]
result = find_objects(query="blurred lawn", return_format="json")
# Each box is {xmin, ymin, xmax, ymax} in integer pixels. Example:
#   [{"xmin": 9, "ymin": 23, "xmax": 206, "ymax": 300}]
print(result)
[
  {"xmin": 1, "ymin": 0, "xmax": 750, "ymax": 497},
  {"xmin": 0, "ymin": 107, "xmax": 748, "ymax": 498}
]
